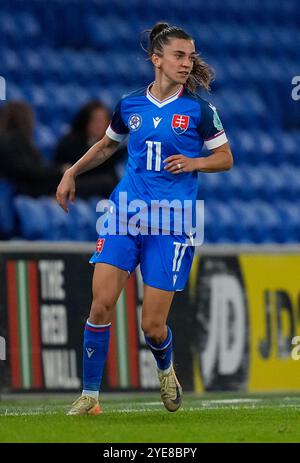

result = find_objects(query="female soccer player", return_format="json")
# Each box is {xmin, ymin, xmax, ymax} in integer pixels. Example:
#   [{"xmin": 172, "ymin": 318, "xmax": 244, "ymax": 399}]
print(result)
[{"xmin": 56, "ymin": 22, "xmax": 233, "ymax": 415}]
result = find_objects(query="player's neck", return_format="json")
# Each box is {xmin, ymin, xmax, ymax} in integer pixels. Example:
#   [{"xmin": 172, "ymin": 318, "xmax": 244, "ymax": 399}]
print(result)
[{"xmin": 150, "ymin": 79, "xmax": 182, "ymax": 102}]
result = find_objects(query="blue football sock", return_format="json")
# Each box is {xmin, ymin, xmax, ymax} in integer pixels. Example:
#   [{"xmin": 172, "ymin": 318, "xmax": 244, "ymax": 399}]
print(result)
[
  {"xmin": 145, "ymin": 326, "xmax": 173, "ymax": 371},
  {"xmin": 82, "ymin": 320, "xmax": 111, "ymax": 394}
]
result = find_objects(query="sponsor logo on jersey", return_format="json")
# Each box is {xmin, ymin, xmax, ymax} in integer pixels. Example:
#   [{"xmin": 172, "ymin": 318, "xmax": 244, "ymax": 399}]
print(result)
[
  {"xmin": 96, "ymin": 238, "xmax": 105, "ymax": 253},
  {"xmin": 128, "ymin": 114, "xmax": 142, "ymax": 131},
  {"xmin": 171, "ymin": 114, "xmax": 189, "ymax": 135},
  {"xmin": 153, "ymin": 116, "xmax": 162, "ymax": 128},
  {"xmin": 86, "ymin": 348, "xmax": 95, "ymax": 358}
]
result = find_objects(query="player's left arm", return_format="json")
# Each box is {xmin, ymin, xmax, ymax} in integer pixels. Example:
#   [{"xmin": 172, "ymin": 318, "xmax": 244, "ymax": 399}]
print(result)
[
  {"xmin": 163, "ymin": 142, "xmax": 233, "ymax": 174},
  {"xmin": 193, "ymin": 141, "xmax": 234, "ymax": 172},
  {"xmin": 164, "ymin": 100, "xmax": 233, "ymax": 174}
]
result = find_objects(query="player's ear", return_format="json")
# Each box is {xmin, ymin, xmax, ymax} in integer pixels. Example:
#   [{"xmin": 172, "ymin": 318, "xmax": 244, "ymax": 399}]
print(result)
[{"xmin": 151, "ymin": 54, "xmax": 161, "ymax": 69}]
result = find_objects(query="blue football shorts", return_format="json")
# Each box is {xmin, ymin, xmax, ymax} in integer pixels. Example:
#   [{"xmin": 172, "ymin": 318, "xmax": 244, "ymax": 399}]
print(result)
[{"xmin": 89, "ymin": 232, "xmax": 195, "ymax": 292}]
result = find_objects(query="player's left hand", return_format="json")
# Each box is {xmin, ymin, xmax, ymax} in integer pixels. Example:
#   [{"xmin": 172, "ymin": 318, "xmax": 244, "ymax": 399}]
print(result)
[{"xmin": 163, "ymin": 154, "xmax": 197, "ymax": 174}]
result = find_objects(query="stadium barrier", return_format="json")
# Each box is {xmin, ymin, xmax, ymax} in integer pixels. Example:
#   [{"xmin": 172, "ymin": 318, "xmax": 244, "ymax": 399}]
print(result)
[{"xmin": 0, "ymin": 242, "xmax": 300, "ymax": 393}]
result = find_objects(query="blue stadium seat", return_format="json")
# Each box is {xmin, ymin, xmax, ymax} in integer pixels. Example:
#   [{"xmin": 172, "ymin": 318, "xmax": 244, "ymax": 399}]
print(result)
[
  {"xmin": 1, "ymin": 0, "xmax": 299, "ymax": 243},
  {"xmin": 14, "ymin": 196, "xmax": 48, "ymax": 240},
  {"xmin": 38, "ymin": 197, "xmax": 74, "ymax": 241},
  {"xmin": 0, "ymin": 181, "xmax": 16, "ymax": 239},
  {"xmin": 276, "ymin": 201, "xmax": 300, "ymax": 242},
  {"xmin": 68, "ymin": 198, "xmax": 98, "ymax": 241},
  {"xmin": 230, "ymin": 200, "xmax": 260, "ymax": 242}
]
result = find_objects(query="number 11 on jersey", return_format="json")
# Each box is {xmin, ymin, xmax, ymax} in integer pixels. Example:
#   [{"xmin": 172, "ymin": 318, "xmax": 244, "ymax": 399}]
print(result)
[{"xmin": 146, "ymin": 141, "xmax": 162, "ymax": 171}]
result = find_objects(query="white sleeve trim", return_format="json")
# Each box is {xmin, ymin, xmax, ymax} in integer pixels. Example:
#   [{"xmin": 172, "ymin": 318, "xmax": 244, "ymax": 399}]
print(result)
[
  {"xmin": 106, "ymin": 125, "xmax": 128, "ymax": 142},
  {"xmin": 204, "ymin": 131, "xmax": 228, "ymax": 150}
]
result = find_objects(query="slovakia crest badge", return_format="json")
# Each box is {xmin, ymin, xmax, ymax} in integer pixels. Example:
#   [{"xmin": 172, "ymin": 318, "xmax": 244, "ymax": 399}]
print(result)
[{"xmin": 171, "ymin": 114, "xmax": 190, "ymax": 135}]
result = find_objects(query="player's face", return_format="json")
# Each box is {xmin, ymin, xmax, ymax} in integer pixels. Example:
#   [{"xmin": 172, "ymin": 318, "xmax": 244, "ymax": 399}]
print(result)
[{"xmin": 157, "ymin": 38, "xmax": 196, "ymax": 85}]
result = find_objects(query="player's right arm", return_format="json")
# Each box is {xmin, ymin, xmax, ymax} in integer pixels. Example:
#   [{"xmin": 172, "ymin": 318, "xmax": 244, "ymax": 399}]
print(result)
[{"xmin": 56, "ymin": 134, "xmax": 120, "ymax": 213}]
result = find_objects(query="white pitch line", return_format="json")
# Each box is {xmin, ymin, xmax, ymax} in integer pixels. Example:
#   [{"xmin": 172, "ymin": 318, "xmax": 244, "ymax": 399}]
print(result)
[
  {"xmin": 1, "ymin": 410, "xmax": 59, "ymax": 416},
  {"xmin": 1, "ymin": 400, "xmax": 300, "ymax": 416},
  {"xmin": 143, "ymin": 402, "xmax": 161, "ymax": 405},
  {"xmin": 143, "ymin": 399, "xmax": 262, "ymax": 407},
  {"xmin": 201, "ymin": 399, "xmax": 263, "ymax": 405}
]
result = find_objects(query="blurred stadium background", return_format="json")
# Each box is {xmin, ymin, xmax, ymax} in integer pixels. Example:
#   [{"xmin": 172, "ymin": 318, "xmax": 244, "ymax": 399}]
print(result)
[
  {"xmin": 0, "ymin": 0, "xmax": 300, "ymax": 406},
  {"xmin": 0, "ymin": 0, "xmax": 299, "ymax": 242}
]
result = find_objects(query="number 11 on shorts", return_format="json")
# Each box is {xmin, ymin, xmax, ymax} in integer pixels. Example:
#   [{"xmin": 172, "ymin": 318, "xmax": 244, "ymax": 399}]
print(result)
[{"xmin": 172, "ymin": 242, "xmax": 188, "ymax": 272}]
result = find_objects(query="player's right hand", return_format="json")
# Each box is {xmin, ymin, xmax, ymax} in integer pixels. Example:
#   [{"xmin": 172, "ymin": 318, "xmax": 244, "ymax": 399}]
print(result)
[{"xmin": 56, "ymin": 170, "xmax": 76, "ymax": 213}]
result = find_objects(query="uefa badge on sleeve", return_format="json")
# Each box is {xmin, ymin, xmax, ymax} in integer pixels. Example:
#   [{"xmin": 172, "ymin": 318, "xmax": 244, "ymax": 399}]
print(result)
[
  {"xmin": 171, "ymin": 114, "xmax": 190, "ymax": 135},
  {"xmin": 128, "ymin": 114, "xmax": 142, "ymax": 132}
]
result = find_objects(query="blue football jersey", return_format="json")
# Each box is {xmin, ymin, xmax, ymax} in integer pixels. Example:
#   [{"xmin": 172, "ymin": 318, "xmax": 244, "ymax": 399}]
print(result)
[{"xmin": 105, "ymin": 83, "xmax": 227, "ymax": 233}]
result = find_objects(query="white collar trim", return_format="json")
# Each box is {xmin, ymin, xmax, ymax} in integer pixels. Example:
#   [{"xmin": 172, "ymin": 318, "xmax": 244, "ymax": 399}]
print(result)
[{"xmin": 146, "ymin": 83, "xmax": 184, "ymax": 108}]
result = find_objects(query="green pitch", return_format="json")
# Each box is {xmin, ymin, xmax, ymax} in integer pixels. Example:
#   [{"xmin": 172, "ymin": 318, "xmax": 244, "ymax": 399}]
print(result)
[{"xmin": 1, "ymin": 392, "xmax": 300, "ymax": 443}]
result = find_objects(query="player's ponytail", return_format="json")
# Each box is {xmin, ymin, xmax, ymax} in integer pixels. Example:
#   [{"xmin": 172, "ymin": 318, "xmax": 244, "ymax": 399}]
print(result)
[
  {"xmin": 143, "ymin": 22, "xmax": 215, "ymax": 93},
  {"xmin": 187, "ymin": 55, "xmax": 215, "ymax": 93}
]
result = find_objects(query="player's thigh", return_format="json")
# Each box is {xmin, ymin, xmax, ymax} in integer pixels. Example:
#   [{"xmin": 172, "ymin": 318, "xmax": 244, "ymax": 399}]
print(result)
[
  {"xmin": 92, "ymin": 263, "xmax": 129, "ymax": 308},
  {"xmin": 141, "ymin": 284, "xmax": 175, "ymax": 328}
]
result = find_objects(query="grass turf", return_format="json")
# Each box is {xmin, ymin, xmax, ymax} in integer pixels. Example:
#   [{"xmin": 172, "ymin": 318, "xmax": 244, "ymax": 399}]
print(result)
[{"xmin": 0, "ymin": 392, "xmax": 300, "ymax": 443}]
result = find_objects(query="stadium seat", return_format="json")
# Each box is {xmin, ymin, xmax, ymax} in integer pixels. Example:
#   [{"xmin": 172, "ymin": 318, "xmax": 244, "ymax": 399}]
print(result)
[
  {"xmin": 68, "ymin": 198, "xmax": 98, "ymax": 241},
  {"xmin": 0, "ymin": 0, "xmax": 299, "ymax": 243},
  {"xmin": 0, "ymin": 181, "xmax": 16, "ymax": 239},
  {"xmin": 38, "ymin": 197, "xmax": 74, "ymax": 241},
  {"xmin": 14, "ymin": 196, "xmax": 48, "ymax": 240}
]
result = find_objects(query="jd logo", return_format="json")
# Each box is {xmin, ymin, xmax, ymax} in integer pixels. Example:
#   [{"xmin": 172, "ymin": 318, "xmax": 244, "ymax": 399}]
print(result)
[
  {"xmin": 0, "ymin": 336, "xmax": 6, "ymax": 360},
  {"xmin": 194, "ymin": 257, "xmax": 249, "ymax": 391},
  {"xmin": 259, "ymin": 290, "xmax": 297, "ymax": 358}
]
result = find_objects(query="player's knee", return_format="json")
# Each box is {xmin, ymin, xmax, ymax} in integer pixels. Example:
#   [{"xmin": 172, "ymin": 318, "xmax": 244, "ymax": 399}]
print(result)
[
  {"xmin": 89, "ymin": 297, "xmax": 114, "ymax": 324},
  {"xmin": 141, "ymin": 320, "xmax": 165, "ymax": 343}
]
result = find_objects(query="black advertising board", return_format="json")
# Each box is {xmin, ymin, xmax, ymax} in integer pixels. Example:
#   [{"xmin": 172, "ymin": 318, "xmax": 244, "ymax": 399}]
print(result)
[{"xmin": 1, "ymin": 245, "xmax": 300, "ymax": 393}]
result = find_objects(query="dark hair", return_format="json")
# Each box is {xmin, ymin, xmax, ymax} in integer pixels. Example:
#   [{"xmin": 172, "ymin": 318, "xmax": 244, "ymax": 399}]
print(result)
[
  {"xmin": 0, "ymin": 101, "xmax": 34, "ymax": 141},
  {"xmin": 71, "ymin": 101, "xmax": 111, "ymax": 135},
  {"xmin": 145, "ymin": 22, "xmax": 215, "ymax": 93}
]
